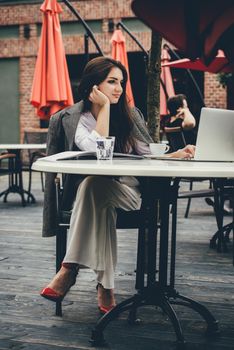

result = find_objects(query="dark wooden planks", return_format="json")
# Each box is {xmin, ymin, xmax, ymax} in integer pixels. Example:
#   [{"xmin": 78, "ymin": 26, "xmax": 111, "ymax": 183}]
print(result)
[{"xmin": 0, "ymin": 174, "xmax": 234, "ymax": 350}]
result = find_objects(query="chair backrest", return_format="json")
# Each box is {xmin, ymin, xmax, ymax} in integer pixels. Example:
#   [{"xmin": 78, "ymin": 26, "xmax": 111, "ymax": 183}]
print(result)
[
  {"xmin": 23, "ymin": 128, "xmax": 48, "ymax": 165},
  {"xmin": 164, "ymin": 126, "xmax": 186, "ymax": 152},
  {"xmin": 24, "ymin": 127, "xmax": 48, "ymax": 144},
  {"xmin": 0, "ymin": 153, "xmax": 16, "ymax": 175}
]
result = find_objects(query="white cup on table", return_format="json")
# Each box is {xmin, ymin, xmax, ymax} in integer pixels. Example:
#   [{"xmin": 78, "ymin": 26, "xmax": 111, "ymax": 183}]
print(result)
[
  {"xmin": 149, "ymin": 143, "xmax": 170, "ymax": 156},
  {"xmin": 96, "ymin": 136, "xmax": 115, "ymax": 160}
]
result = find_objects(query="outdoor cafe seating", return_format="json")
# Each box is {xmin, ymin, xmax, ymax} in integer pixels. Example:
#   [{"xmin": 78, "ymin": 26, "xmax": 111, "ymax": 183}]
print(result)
[
  {"xmin": 40, "ymin": 164, "xmax": 220, "ymax": 347},
  {"xmin": 23, "ymin": 127, "xmax": 48, "ymax": 202},
  {"xmin": 54, "ymin": 176, "xmax": 144, "ymax": 316}
]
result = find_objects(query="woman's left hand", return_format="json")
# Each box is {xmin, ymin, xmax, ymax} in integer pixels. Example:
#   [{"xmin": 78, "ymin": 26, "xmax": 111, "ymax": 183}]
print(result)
[
  {"xmin": 89, "ymin": 85, "xmax": 109, "ymax": 107},
  {"xmin": 171, "ymin": 145, "xmax": 196, "ymax": 159}
]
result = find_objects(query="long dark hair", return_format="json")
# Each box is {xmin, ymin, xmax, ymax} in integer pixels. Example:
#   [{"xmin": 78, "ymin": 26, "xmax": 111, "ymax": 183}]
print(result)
[{"xmin": 78, "ymin": 56, "xmax": 135, "ymax": 153}]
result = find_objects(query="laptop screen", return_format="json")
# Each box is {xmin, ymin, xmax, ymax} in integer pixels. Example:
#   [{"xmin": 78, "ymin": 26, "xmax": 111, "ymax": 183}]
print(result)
[{"xmin": 194, "ymin": 107, "xmax": 234, "ymax": 162}]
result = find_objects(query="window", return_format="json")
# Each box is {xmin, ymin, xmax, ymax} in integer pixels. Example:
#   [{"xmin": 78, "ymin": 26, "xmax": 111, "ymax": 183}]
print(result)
[
  {"xmin": 0, "ymin": 25, "xmax": 19, "ymax": 39},
  {"xmin": 121, "ymin": 18, "xmax": 150, "ymax": 32},
  {"xmin": 37, "ymin": 20, "xmax": 102, "ymax": 36}
]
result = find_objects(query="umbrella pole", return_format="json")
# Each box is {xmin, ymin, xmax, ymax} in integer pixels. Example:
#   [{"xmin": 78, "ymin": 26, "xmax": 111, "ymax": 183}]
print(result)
[
  {"xmin": 164, "ymin": 44, "xmax": 205, "ymax": 107},
  {"xmin": 62, "ymin": 0, "xmax": 104, "ymax": 56}
]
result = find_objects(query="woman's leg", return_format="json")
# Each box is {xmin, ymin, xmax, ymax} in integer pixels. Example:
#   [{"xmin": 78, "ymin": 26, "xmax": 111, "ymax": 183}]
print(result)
[
  {"xmin": 41, "ymin": 175, "xmax": 141, "ymax": 304},
  {"xmin": 64, "ymin": 175, "xmax": 141, "ymax": 289},
  {"xmin": 40, "ymin": 262, "xmax": 79, "ymax": 301}
]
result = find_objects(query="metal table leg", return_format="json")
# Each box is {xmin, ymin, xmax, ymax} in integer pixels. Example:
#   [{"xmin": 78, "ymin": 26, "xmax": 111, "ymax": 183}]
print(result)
[{"xmin": 0, "ymin": 149, "xmax": 35, "ymax": 206}]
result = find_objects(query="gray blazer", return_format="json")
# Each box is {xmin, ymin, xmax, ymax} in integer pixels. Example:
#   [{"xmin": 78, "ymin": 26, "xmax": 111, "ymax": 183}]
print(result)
[{"xmin": 42, "ymin": 101, "xmax": 153, "ymax": 237}]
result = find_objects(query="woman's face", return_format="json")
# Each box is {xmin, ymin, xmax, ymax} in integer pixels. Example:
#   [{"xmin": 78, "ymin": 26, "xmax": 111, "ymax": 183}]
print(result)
[{"xmin": 97, "ymin": 67, "xmax": 124, "ymax": 104}]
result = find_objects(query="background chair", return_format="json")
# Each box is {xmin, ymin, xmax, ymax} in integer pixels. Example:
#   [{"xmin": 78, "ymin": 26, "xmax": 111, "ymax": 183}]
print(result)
[
  {"xmin": 0, "ymin": 152, "xmax": 16, "ymax": 175},
  {"xmin": 0, "ymin": 152, "xmax": 17, "ymax": 202},
  {"xmin": 164, "ymin": 126, "xmax": 214, "ymax": 218},
  {"xmin": 23, "ymin": 127, "xmax": 47, "ymax": 202},
  {"xmin": 209, "ymin": 179, "xmax": 234, "ymax": 259}
]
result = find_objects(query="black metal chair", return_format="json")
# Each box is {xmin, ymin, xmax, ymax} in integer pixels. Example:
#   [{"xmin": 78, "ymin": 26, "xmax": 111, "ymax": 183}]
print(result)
[
  {"xmin": 164, "ymin": 126, "xmax": 215, "ymax": 218},
  {"xmin": 209, "ymin": 178, "xmax": 234, "ymax": 261},
  {"xmin": 54, "ymin": 176, "xmax": 146, "ymax": 316},
  {"xmin": 53, "ymin": 176, "xmax": 181, "ymax": 317},
  {"xmin": 0, "ymin": 152, "xmax": 17, "ymax": 202},
  {"xmin": 24, "ymin": 127, "xmax": 48, "ymax": 202},
  {"xmin": 0, "ymin": 152, "xmax": 16, "ymax": 175},
  {"xmin": 52, "ymin": 175, "xmax": 220, "ymax": 346}
]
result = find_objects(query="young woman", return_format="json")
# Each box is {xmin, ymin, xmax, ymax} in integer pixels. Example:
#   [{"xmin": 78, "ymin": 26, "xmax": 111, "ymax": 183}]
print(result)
[{"xmin": 40, "ymin": 57, "xmax": 195, "ymax": 314}]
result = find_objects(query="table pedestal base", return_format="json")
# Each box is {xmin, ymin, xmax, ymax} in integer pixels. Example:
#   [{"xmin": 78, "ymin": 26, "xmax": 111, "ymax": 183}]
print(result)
[
  {"xmin": 90, "ymin": 284, "xmax": 219, "ymax": 349},
  {"xmin": 0, "ymin": 185, "xmax": 35, "ymax": 206},
  {"xmin": 0, "ymin": 150, "xmax": 36, "ymax": 206}
]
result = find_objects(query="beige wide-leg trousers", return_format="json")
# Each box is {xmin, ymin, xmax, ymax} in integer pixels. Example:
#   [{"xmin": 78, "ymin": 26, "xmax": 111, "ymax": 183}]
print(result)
[{"xmin": 63, "ymin": 176, "xmax": 142, "ymax": 289}]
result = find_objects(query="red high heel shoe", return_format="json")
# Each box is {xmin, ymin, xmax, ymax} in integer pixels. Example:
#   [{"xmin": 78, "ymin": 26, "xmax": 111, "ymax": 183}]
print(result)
[
  {"xmin": 97, "ymin": 283, "xmax": 116, "ymax": 314},
  {"xmin": 40, "ymin": 287, "xmax": 65, "ymax": 302},
  {"xmin": 98, "ymin": 304, "xmax": 116, "ymax": 314},
  {"xmin": 40, "ymin": 265, "xmax": 78, "ymax": 302}
]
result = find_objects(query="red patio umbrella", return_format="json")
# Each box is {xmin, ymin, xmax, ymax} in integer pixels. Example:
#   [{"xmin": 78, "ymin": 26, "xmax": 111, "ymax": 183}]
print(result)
[
  {"xmin": 162, "ymin": 50, "xmax": 234, "ymax": 74},
  {"xmin": 111, "ymin": 29, "xmax": 135, "ymax": 107},
  {"xmin": 131, "ymin": 0, "xmax": 234, "ymax": 65},
  {"xmin": 160, "ymin": 48, "xmax": 175, "ymax": 116},
  {"xmin": 30, "ymin": 0, "xmax": 74, "ymax": 120}
]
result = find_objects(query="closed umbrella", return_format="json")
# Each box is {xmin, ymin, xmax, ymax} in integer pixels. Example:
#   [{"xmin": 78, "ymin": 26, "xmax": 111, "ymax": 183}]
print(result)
[
  {"xmin": 162, "ymin": 50, "xmax": 234, "ymax": 74},
  {"xmin": 111, "ymin": 29, "xmax": 135, "ymax": 107},
  {"xmin": 30, "ymin": 0, "xmax": 74, "ymax": 120},
  {"xmin": 131, "ymin": 0, "xmax": 234, "ymax": 64},
  {"xmin": 160, "ymin": 48, "xmax": 175, "ymax": 116}
]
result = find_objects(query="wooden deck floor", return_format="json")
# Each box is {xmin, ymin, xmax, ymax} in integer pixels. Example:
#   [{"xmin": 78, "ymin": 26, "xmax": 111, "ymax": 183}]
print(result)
[{"xmin": 0, "ymin": 172, "xmax": 233, "ymax": 350}]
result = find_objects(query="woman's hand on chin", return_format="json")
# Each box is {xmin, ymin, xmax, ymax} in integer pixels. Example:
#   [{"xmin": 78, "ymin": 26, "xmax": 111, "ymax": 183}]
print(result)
[
  {"xmin": 170, "ymin": 145, "xmax": 196, "ymax": 159},
  {"xmin": 89, "ymin": 85, "xmax": 109, "ymax": 107}
]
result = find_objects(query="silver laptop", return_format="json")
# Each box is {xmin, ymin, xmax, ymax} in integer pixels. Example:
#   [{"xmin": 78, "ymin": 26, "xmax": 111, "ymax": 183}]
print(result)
[{"xmin": 194, "ymin": 107, "xmax": 234, "ymax": 162}]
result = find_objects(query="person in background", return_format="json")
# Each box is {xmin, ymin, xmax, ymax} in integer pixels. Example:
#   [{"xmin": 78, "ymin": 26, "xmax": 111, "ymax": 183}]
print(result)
[
  {"xmin": 40, "ymin": 57, "xmax": 195, "ymax": 314},
  {"xmin": 163, "ymin": 94, "xmax": 197, "ymax": 145}
]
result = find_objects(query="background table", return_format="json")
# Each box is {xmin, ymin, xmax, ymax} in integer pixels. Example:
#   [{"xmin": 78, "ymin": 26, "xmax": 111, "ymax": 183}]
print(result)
[
  {"xmin": 32, "ymin": 155, "xmax": 234, "ymax": 347},
  {"xmin": 0, "ymin": 144, "xmax": 46, "ymax": 206}
]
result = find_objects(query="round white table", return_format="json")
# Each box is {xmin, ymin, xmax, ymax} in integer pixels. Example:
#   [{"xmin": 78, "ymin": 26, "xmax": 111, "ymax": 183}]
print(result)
[
  {"xmin": 0, "ymin": 144, "xmax": 46, "ymax": 206},
  {"xmin": 32, "ymin": 156, "xmax": 234, "ymax": 178},
  {"xmin": 33, "ymin": 154, "xmax": 234, "ymax": 347}
]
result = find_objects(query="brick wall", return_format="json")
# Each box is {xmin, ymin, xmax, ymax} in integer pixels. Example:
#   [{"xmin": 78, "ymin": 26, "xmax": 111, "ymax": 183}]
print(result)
[
  {"xmin": 0, "ymin": 0, "xmax": 227, "ymax": 139},
  {"xmin": 20, "ymin": 56, "xmax": 39, "ymax": 130},
  {"xmin": 204, "ymin": 73, "xmax": 227, "ymax": 109},
  {"xmin": 0, "ymin": 0, "xmax": 153, "ymax": 140}
]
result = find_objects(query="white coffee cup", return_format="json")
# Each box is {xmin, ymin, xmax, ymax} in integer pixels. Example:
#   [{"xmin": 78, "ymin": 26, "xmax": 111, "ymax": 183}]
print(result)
[
  {"xmin": 149, "ymin": 143, "xmax": 170, "ymax": 156},
  {"xmin": 96, "ymin": 136, "xmax": 115, "ymax": 160}
]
